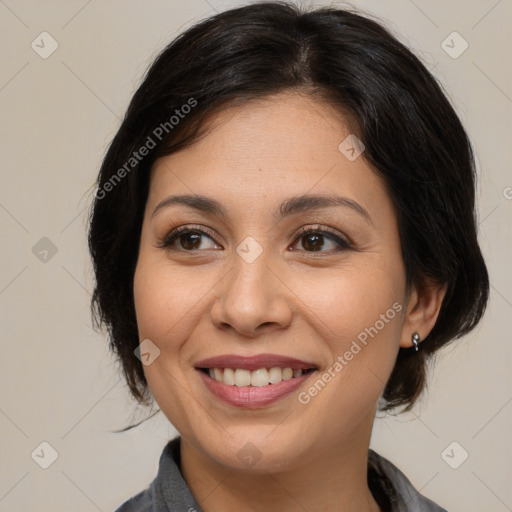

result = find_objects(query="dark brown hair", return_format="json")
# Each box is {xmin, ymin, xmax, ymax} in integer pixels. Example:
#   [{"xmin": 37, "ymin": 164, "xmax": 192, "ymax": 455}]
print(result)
[{"xmin": 88, "ymin": 1, "xmax": 489, "ymax": 429}]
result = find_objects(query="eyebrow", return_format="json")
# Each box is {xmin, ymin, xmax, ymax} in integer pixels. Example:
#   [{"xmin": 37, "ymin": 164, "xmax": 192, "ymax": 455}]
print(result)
[{"xmin": 151, "ymin": 193, "xmax": 373, "ymax": 225}]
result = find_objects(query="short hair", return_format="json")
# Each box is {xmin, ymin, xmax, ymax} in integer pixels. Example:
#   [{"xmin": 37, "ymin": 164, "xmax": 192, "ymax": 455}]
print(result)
[{"xmin": 88, "ymin": 1, "xmax": 489, "ymax": 426}]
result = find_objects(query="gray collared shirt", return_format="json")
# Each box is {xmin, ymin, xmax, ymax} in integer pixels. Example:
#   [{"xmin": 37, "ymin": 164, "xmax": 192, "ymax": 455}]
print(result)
[{"xmin": 113, "ymin": 437, "xmax": 448, "ymax": 512}]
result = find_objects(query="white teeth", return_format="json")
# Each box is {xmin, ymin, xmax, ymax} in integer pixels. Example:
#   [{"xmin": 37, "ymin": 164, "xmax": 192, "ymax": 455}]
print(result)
[
  {"xmin": 268, "ymin": 367, "xmax": 283, "ymax": 384},
  {"xmin": 282, "ymin": 368, "xmax": 293, "ymax": 380},
  {"xmin": 207, "ymin": 367, "xmax": 308, "ymax": 386},
  {"xmin": 223, "ymin": 368, "xmax": 236, "ymax": 385},
  {"xmin": 234, "ymin": 369, "xmax": 251, "ymax": 386},
  {"xmin": 251, "ymin": 368, "xmax": 269, "ymax": 387}
]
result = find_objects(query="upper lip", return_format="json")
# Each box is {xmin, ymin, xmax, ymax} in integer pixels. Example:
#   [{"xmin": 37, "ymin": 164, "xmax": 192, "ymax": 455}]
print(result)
[{"xmin": 194, "ymin": 353, "xmax": 317, "ymax": 371}]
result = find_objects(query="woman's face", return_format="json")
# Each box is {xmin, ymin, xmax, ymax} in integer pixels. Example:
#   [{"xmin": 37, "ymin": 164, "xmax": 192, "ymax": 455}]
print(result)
[{"xmin": 133, "ymin": 93, "xmax": 412, "ymax": 470}]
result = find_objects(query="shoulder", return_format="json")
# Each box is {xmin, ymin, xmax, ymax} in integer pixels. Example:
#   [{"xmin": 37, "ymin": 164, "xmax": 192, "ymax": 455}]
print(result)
[
  {"xmin": 369, "ymin": 449, "xmax": 449, "ymax": 512},
  {"xmin": 112, "ymin": 436, "xmax": 201, "ymax": 512},
  {"xmin": 112, "ymin": 478, "xmax": 167, "ymax": 512},
  {"xmin": 112, "ymin": 485, "xmax": 155, "ymax": 512}
]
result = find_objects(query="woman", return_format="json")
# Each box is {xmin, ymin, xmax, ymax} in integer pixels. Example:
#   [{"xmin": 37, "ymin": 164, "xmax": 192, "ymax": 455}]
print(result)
[{"xmin": 88, "ymin": 2, "xmax": 489, "ymax": 511}]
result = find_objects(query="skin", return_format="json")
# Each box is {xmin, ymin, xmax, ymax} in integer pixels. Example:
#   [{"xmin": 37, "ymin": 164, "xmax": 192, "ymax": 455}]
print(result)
[{"xmin": 133, "ymin": 92, "xmax": 446, "ymax": 512}]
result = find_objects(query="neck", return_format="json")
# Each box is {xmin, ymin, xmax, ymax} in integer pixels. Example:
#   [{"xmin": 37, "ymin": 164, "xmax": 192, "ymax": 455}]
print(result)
[{"xmin": 180, "ymin": 420, "xmax": 381, "ymax": 512}]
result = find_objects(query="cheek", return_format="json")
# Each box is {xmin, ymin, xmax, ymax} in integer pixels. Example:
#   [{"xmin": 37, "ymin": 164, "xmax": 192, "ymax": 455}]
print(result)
[
  {"xmin": 294, "ymin": 260, "xmax": 404, "ymax": 340},
  {"xmin": 132, "ymin": 254, "xmax": 203, "ymax": 432},
  {"xmin": 292, "ymin": 270, "xmax": 404, "ymax": 427},
  {"xmin": 292, "ymin": 258, "xmax": 405, "ymax": 399},
  {"xmin": 133, "ymin": 253, "xmax": 206, "ymax": 341},
  {"xmin": 133, "ymin": 261, "xmax": 167, "ymax": 339}
]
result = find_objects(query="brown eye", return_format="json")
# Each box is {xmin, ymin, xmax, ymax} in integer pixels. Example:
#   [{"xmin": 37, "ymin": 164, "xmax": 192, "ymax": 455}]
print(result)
[
  {"xmin": 160, "ymin": 226, "xmax": 221, "ymax": 251},
  {"xmin": 291, "ymin": 226, "xmax": 352, "ymax": 253},
  {"xmin": 301, "ymin": 233, "xmax": 327, "ymax": 251},
  {"xmin": 177, "ymin": 232, "xmax": 203, "ymax": 250}
]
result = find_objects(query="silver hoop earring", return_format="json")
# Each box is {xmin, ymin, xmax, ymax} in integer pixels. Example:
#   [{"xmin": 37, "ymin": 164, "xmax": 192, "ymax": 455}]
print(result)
[{"xmin": 412, "ymin": 332, "xmax": 421, "ymax": 352}]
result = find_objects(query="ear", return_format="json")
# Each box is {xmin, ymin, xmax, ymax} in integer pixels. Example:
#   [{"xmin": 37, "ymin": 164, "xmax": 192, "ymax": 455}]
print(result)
[{"xmin": 399, "ymin": 279, "xmax": 448, "ymax": 349}]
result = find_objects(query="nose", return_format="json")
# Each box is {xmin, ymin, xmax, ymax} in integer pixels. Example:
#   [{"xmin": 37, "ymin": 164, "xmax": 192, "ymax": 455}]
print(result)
[{"xmin": 210, "ymin": 249, "xmax": 294, "ymax": 338}]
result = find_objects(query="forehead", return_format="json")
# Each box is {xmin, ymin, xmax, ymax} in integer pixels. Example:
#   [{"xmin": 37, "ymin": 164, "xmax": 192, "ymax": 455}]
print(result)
[
  {"xmin": 168, "ymin": 93, "xmax": 357, "ymax": 168},
  {"xmin": 148, "ymin": 93, "xmax": 391, "ymax": 222}
]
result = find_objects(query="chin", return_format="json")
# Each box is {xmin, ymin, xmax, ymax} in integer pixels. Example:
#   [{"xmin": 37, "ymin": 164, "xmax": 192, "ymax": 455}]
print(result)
[{"xmin": 192, "ymin": 424, "xmax": 310, "ymax": 473}]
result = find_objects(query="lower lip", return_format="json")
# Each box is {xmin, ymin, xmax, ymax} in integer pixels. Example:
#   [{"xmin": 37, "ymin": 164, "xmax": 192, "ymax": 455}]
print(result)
[{"xmin": 197, "ymin": 370, "xmax": 316, "ymax": 409}]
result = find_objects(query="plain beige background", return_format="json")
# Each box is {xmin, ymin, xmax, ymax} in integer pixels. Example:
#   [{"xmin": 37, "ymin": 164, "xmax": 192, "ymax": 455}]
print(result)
[{"xmin": 0, "ymin": 0, "xmax": 511, "ymax": 511}]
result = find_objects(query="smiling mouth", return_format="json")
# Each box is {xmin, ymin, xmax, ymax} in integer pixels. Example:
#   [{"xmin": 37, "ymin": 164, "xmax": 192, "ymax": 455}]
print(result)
[{"xmin": 198, "ymin": 367, "xmax": 317, "ymax": 387}]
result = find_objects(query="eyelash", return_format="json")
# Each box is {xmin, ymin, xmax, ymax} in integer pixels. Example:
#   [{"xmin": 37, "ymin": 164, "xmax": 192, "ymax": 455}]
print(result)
[{"xmin": 157, "ymin": 224, "xmax": 353, "ymax": 255}]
